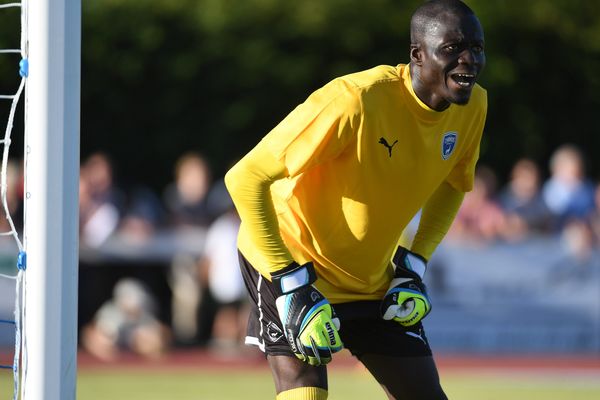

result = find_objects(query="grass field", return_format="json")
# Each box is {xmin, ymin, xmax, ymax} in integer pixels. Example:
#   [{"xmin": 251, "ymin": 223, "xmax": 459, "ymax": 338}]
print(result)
[
  {"xmin": 2, "ymin": 354, "xmax": 600, "ymax": 399},
  {"xmin": 72, "ymin": 369, "xmax": 600, "ymax": 400}
]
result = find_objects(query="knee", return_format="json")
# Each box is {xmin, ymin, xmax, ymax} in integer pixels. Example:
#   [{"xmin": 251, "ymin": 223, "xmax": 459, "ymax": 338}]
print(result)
[{"xmin": 268, "ymin": 355, "xmax": 327, "ymax": 393}]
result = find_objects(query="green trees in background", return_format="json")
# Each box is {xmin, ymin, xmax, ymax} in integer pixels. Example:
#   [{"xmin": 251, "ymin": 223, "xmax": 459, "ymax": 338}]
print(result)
[
  {"xmin": 474, "ymin": 0, "xmax": 600, "ymax": 181},
  {"xmin": 81, "ymin": 0, "xmax": 420, "ymax": 187},
  {"xmin": 2, "ymin": 0, "xmax": 599, "ymax": 189}
]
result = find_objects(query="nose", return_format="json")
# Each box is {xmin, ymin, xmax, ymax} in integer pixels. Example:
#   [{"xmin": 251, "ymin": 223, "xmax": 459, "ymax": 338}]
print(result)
[
  {"xmin": 458, "ymin": 49, "xmax": 475, "ymax": 65},
  {"xmin": 458, "ymin": 47, "xmax": 484, "ymax": 67}
]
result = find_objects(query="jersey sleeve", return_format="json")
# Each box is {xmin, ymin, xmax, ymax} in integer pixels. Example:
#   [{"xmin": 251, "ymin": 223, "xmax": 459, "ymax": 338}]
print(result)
[
  {"xmin": 262, "ymin": 78, "xmax": 362, "ymax": 178},
  {"xmin": 410, "ymin": 181, "xmax": 465, "ymax": 260},
  {"xmin": 224, "ymin": 80, "xmax": 363, "ymax": 274},
  {"xmin": 224, "ymin": 143, "xmax": 294, "ymax": 272},
  {"xmin": 445, "ymin": 89, "xmax": 488, "ymax": 192}
]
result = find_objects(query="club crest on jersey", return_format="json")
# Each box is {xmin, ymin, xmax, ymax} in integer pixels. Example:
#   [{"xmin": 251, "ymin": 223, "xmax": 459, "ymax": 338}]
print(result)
[{"xmin": 441, "ymin": 132, "xmax": 457, "ymax": 160}]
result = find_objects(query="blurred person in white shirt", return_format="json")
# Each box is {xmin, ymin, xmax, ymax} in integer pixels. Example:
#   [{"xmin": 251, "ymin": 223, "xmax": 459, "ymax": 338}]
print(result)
[{"xmin": 197, "ymin": 204, "xmax": 249, "ymax": 351}]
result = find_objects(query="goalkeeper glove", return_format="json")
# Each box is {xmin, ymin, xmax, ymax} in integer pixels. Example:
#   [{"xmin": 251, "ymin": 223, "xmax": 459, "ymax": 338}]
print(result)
[
  {"xmin": 380, "ymin": 247, "xmax": 431, "ymax": 327},
  {"xmin": 271, "ymin": 261, "xmax": 343, "ymax": 366}
]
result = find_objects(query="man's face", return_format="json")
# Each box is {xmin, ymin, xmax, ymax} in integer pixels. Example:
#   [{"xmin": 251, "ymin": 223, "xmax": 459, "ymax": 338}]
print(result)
[{"xmin": 413, "ymin": 13, "xmax": 485, "ymax": 110}]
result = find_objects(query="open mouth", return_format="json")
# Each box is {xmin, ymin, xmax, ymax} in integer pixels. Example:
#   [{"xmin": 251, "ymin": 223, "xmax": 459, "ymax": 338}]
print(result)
[{"xmin": 450, "ymin": 73, "xmax": 476, "ymax": 88}]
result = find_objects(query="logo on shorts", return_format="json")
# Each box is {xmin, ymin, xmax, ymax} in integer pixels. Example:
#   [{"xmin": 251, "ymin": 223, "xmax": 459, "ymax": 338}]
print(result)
[
  {"xmin": 441, "ymin": 132, "xmax": 457, "ymax": 160},
  {"xmin": 405, "ymin": 328, "xmax": 427, "ymax": 344},
  {"xmin": 266, "ymin": 321, "xmax": 284, "ymax": 342},
  {"xmin": 310, "ymin": 290, "xmax": 321, "ymax": 302}
]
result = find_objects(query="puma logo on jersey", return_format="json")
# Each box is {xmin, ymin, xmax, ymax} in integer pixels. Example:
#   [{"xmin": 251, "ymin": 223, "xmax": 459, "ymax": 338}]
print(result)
[{"xmin": 379, "ymin": 137, "xmax": 398, "ymax": 157}]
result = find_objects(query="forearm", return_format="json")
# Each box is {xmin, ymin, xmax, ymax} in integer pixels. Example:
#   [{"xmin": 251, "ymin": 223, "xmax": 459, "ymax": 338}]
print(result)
[
  {"xmin": 411, "ymin": 181, "xmax": 465, "ymax": 260},
  {"xmin": 224, "ymin": 142, "xmax": 294, "ymax": 271}
]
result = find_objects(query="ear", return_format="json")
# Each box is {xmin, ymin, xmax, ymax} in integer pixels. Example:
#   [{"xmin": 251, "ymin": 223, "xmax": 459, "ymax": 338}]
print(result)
[{"xmin": 410, "ymin": 44, "xmax": 422, "ymax": 65}]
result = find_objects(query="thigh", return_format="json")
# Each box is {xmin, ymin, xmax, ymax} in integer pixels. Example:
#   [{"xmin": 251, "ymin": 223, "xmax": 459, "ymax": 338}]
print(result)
[
  {"xmin": 267, "ymin": 355, "xmax": 328, "ymax": 394},
  {"xmin": 238, "ymin": 251, "xmax": 295, "ymax": 355},
  {"xmin": 333, "ymin": 301, "xmax": 445, "ymax": 399},
  {"xmin": 358, "ymin": 354, "xmax": 447, "ymax": 400},
  {"xmin": 239, "ymin": 253, "xmax": 328, "ymax": 394},
  {"xmin": 334, "ymin": 301, "xmax": 432, "ymax": 358}
]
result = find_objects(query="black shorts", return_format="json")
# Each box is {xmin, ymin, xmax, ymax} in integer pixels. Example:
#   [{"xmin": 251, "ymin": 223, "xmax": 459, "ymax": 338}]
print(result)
[{"xmin": 239, "ymin": 252, "xmax": 432, "ymax": 358}]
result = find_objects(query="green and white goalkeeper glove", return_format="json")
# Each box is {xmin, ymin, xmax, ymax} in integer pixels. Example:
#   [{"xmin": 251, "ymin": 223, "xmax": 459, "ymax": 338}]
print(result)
[
  {"xmin": 271, "ymin": 261, "xmax": 343, "ymax": 366},
  {"xmin": 380, "ymin": 247, "xmax": 432, "ymax": 327}
]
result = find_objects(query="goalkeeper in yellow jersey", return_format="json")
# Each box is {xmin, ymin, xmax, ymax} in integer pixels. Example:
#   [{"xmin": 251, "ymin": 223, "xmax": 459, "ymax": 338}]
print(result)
[{"xmin": 225, "ymin": 0, "xmax": 486, "ymax": 398}]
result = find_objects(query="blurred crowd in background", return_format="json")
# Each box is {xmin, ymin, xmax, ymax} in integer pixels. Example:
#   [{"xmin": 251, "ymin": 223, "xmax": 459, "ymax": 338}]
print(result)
[
  {"xmin": 448, "ymin": 143, "xmax": 599, "ymax": 246},
  {"xmin": 1, "ymin": 142, "xmax": 599, "ymax": 361}
]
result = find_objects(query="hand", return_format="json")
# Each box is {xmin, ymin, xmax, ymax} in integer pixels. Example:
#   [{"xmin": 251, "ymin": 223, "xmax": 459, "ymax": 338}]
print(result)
[
  {"xmin": 380, "ymin": 247, "xmax": 431, "ymax": 327},
  {"xmin": 271, "ymin": 261, "xmax": 343, "ymax": 366}
]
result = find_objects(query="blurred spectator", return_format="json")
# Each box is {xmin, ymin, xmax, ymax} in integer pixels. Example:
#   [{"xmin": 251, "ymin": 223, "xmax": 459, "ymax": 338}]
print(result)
[
  {"xmin": 542, "ymin": 144, "xmax": 595, "ymax": 230},
  {"xmin": 196, "ymin": 205, "xmax": 248, "ymax": 351},
  {"xmin": 117, "ymin": 186, "xmax": 165, "ymax": 245},
  {"xmin": 560, "ymin": 220, "xmax": 596, "ymax": 265},
  {"xmin": 165, "ymin": 153, "xmax": 234, "ymax": 344},
  {"xmin": 0, "ymin": 159, "xmax": 23, "ymax": 235},
  {"xmin": 448, "ymin": 165, "xmax": 507, "ymax": 243},
  {"xmin": 81, "ymin": 152, "xmax": 124, "ymax": 208},
  {"xmin": 81, "ymin": 278, "xmax": 171, "ymax": 361},
  {"xmin": 163, "ymin": 152, "xmax": 217, "ymax": 229},
  {"xmin": 79, "ymin": 153, "xmax": 124, "ymax": 248},
  {"xmin": 498, "ymin": 158, "xmax": 552, "ymax": 240}
]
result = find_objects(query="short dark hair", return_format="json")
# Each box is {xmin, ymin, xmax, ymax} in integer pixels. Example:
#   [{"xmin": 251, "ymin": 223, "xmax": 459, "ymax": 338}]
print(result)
[{"xmin": 410, "ymin": 0, "xmax": 475, "ymax": 44}]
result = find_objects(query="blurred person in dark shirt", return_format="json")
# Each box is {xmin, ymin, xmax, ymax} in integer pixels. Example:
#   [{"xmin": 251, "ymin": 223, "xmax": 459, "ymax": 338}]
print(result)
[
  {"xmin": 79, "ymin": 152, "xmax": 124, "ymax": 248},
  {"xmin": 117, "ymin": 186, "xmax": 166, "ymax": 245},
  {"xmin": 163, "ymin": 152, "xmax": 219, "ymax": 229},
  {"xmin": 164, "ymin": 152, "xmax": 230, "ymax": 344},
  {"xmin": 498, "ymin": 158, "xmax": 552, "ymax": 240}
]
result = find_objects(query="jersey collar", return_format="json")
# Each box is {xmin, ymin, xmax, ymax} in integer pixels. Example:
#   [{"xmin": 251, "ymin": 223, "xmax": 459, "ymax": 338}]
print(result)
[{"xmin": 399, "ymin": 64, "xmax": 447, "ymax": 123}]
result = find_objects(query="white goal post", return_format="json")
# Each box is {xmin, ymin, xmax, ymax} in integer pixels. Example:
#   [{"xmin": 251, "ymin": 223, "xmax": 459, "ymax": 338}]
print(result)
[{"xmin": 23, "ymin": 0, "xmax": 80, "ymax": 399}]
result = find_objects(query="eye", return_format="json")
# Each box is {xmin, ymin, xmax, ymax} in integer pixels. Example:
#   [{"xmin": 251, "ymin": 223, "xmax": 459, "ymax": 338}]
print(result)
[
  {"xmin": 445, "ymin": 44, "xmax": 459, "ymax": 53},
  {"xmin": 472, "ymin": 45, "xmax": 484, "ymax": 53}
]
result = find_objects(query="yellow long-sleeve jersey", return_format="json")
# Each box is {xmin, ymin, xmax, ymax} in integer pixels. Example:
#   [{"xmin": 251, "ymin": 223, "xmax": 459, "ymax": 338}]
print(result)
[{"xmin": 225, "ymin": 64, "xmax": 487, "ymax": 303}]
